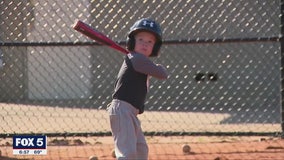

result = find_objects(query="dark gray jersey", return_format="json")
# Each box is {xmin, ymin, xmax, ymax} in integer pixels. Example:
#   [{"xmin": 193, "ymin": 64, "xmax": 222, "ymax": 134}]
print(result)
[{"xmin": 112, "ymin": 53, "xmax": 168, "ymax": 114}]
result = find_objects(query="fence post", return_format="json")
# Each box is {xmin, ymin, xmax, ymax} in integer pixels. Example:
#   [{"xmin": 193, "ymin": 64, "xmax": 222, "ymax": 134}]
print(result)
[{"xmin": 281, "ymin": 0, "xmax": 284, "ymax": 138}]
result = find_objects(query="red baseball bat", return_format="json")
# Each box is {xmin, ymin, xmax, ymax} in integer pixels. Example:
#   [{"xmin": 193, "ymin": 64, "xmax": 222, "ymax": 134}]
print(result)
[{"xmin": 73, "ymin": 20, "xmax": 128, "ymax": 54}]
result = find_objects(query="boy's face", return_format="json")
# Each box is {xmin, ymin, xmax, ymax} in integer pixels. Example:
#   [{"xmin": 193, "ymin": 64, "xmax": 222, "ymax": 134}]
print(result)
[{"xmin": 134, "ymin": 31, "xmax": 156, "ymax": 57}]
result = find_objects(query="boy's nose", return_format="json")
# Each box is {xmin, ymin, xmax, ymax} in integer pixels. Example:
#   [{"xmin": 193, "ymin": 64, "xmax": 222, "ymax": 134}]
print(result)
[{"xmin": 141, "ymin": 40, "xmax": 149, "ymax": 46}]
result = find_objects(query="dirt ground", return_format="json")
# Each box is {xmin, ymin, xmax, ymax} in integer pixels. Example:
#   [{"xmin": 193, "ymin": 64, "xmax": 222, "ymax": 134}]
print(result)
[
  {"xmin": 1, "ymin": 104, "xmax": 283, "ymax": 159},
  {"xmin": 0, "ymin": 136, "xmax": 284, "ymax": 160}
]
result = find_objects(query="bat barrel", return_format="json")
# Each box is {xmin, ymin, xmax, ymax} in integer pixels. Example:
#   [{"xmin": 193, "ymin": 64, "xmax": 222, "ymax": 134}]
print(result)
[{"xmin": 73, "ymin": 20, "xmax": 128, "ymax": 54}]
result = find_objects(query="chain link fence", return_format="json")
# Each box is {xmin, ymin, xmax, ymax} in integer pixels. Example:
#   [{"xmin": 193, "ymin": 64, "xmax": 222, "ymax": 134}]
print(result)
[{"xmin": 0, "ymin": 0, "xmax": 282, "ymax": 137}]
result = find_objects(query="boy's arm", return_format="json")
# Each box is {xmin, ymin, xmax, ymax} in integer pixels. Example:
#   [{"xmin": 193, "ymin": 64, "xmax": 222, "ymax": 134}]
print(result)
[{"xmin": 128, "ymin": 53, "xmax": 168, "ymax": 79}]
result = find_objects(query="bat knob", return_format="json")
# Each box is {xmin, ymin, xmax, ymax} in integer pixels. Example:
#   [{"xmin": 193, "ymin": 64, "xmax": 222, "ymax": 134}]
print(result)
[{"xmin": 72, "ymin": 19, "xmax": 83, "ymax": 30}]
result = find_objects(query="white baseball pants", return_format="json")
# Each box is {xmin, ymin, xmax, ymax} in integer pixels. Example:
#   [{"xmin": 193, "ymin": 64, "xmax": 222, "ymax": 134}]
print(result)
[{"xmin": 107, "ymin": 99, "xmax": 148, "ymax": 160}]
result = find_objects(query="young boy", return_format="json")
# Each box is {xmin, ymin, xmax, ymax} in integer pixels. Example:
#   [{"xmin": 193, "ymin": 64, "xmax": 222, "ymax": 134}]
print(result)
[{"xmin": 107, "ymin": 18, "xmax": 168, "ymax": 159}]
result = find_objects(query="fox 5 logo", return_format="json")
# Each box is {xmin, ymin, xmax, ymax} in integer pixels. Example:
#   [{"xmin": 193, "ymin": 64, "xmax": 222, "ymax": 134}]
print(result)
[{"xmin": 13, "ymin": 135, "xmax": 46, "ymax": 149}]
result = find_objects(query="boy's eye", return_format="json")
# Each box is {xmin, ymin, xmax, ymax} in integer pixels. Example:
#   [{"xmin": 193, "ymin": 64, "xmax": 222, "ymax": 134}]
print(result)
[{"xmin": 137, "ymin": 38, "xmax": 154, "ymax": 44}]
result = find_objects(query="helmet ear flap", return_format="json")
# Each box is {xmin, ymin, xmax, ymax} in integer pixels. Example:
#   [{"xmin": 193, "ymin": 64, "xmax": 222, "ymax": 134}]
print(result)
[
  {"xmin": 126, "ymin": 35, "xmax": 135, "ymax": 51},
  {"xmin": 150, "ymin": 41, "xmax": 162, "ymax": 57}
]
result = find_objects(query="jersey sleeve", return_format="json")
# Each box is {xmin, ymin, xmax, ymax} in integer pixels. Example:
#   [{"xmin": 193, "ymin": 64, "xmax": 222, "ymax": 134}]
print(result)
[{"xmin": 128, "ymin": 53, "xmax": 168, "ymax": 79}]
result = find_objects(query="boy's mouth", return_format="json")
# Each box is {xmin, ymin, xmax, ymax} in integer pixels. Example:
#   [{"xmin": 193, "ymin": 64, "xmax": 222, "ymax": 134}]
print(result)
[{"xmin": 141, "ymin": 47, "xmax": 148, "ymax": 52}]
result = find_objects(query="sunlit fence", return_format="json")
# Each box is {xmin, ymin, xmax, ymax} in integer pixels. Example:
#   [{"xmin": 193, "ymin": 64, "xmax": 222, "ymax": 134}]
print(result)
[{"xmin": 0, "ymin": 0, "xmax": 283, "ymax": 138}]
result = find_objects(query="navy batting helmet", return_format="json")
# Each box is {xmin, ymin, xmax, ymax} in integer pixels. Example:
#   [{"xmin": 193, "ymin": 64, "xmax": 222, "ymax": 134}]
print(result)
[{"xmin": 126, "ymin": 18, "xmax": 162, "ymax": 57}]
